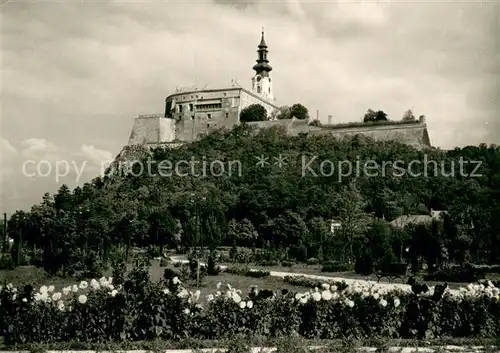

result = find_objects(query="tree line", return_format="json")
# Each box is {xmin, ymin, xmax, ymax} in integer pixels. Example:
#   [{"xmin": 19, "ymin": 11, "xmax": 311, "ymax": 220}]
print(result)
[{"xmin": 2, "ymin": 124, "xmax": 499, "ymax": 277}]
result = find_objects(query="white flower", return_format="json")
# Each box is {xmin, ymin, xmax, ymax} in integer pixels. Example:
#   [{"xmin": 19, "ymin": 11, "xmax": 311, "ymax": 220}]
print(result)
[
  {"xmin": 162, "ymin": 288, "xmax": 170, "ymax": 295},
  {"xmin": 295, "ymin": 293, "xmax": 302, "ymax": 300},
  {"xmin": 299, "ymin": 297, "xmax": 308, "ymax": 304},
  {"xmin": 90, "ymin": 279, "xmax": 100, "ymax": 290},
  {"xmin": 232, "ymin": 293, "xmax": 242, "ymax": 304},
  {"xmin": 39, "ymin": 286, "xmax": 48, "ymax": 294},
  {"xmin": 332, "ymin": 292, "xmax": 339, "ymax": 300},
  {"xmin": 194, "ymin": 290, "xmax": 201, "ymax": 301},
  {"xmin": 227, "ymin": 283, "xmax": 232, "ymax": 290},
  {"xmin": 72, "ymin": 285, "xmax": 78, "ymax": 292},
  {"xmin": 215, "ymin": 291, "xmax": 221, "ymax": 297},
  {"xmin": 372, "ymin": 293, "xmax": 380, "ymax": 300},
  {"xmin": 247, "ymin": 300, "xmax": 253, "ymax": 309},
  {"xmin": 79, "ymin": 281, "xmax": 88, "ymax": 290},
  {"xmin": 62, "ymin": 287, "xmax": 71, "ymax": 296},
  {"xmin": 347, "ymin": 300, "xmax": 355, "ymax": 308},
  {"xmin": 394, "ymin": 298, "xmax": 400, "ymax": 308},
  {"xmin": 206, "ymin": 294, "xmax": 214, "ymax": 302},
  {"xmin": 183, "ymin": 308, "xmax": 190, "ymax": 315},
  {"xmin": 110, "ymin": 289, "xmax": 118, "ymax": 297},
  {"xmin": 177, "ymin": 288, "xmax": 189, "ymax": 298},
  {"xmin": 239, "ymin": 301, "xmax": 246, "ymax": 308},
  {"xmin": 216, "ymin": 282, "xmax": 222, "ymax": 289},
  {"xmin": 57, "ymin": 300, "xmax": 65, "ymax": 311},
  {"xmin": 379, "ymin": 299, "xmax": 388, "ymax": 307},
  {"xmin": 12, "ymin": 294, "xmax": 17, "ymax": 301},
  {"xmin": 22, "ymin": 298, "xmax": 27, "ymax": 303},
  {"xmin": 321, "ymin": 283, "xmax": 330, "ymax": 290},
  {"xmin": 78, "ymin": 294, "xmax": 87, "ymax": 304},
  {"xmin": 172, "ymin": 277, "xmax": 180, "ymax": 285},
  {"xmin": 321, "ymin": 290, "xmax": 332, "ymax": 301},
  {"xmin": 312, "ymin": 292, "xmax": 321, "ymax": 302},
  {"xmin": 330, "ymin": 285, "xmax": 338, "ymax": 292},
  {"xmin": 52, "ymin": 292, "xmax": 62, "ymax": 301},
  {"xmin": 48, "ymin": 285, "xmax": 55, "ymax": 293}
]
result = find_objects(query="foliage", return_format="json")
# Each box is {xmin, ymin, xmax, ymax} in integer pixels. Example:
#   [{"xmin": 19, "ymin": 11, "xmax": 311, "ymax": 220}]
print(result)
[
  {"xmin": 363, "ymin": 109, "xmax": 388, "ymax": 122},
  {"xmin": 402, "ymin": 109, "xmax": 416, "ymax": 121},
  {"xmin": 2, "ymin": 125, "xmax": 500, "ymax": 278},
  {"xmin": 240, "ymin": 104, "xmax": 267, "ymax": 122},
  {"xmin": 3, "ymin": 264, "xmax": 500, "ymax": 344}
]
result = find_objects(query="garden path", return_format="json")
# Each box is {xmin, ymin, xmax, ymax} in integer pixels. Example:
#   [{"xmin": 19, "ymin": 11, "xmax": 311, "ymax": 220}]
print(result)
[{"xmin": 168, "ymin": 256, "xmax": 461, "ymax": 295}]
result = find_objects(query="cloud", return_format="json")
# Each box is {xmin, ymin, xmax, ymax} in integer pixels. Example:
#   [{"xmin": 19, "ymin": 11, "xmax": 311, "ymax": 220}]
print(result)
[
  {"xmin": 75, "ymin": 144, "xmax": 115, "ymax": 170},
  {"xmin": 1, "ymin": 137, "xmax": 113, "ymax": 214},
  {"xmin": 1, "ymin": 0, "xmax": 499, "ymax": 213}
]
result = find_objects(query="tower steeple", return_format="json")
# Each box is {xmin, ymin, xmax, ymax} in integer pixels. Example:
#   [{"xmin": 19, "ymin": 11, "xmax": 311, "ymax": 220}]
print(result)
[{"xmin": 251, "ymin": 28, "xmax": 274, "ymax": 101}]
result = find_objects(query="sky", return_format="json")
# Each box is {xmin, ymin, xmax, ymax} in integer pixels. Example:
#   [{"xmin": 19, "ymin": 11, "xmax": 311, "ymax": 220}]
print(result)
[{"xmin": 1, "ymin": 0, "xmax": 499, "ymax": 215}]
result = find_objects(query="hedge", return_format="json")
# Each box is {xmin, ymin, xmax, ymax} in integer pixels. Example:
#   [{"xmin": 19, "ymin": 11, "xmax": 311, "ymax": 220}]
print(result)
[{"xmin": 2, "ymin": 263, "xmax": 500, "ymax": 344}]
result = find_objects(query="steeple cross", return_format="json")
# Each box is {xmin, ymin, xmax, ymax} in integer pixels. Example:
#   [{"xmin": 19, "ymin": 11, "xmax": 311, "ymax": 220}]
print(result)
[{"xmin": 262, "ymin": 26, "xmax": 264, "ymax": 34}]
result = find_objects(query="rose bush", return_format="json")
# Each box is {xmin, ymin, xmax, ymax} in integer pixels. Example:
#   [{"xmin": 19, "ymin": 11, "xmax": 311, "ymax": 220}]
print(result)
[{"xmin": 1, "ymin": 263, "xmax": 500, "ymax": 344}]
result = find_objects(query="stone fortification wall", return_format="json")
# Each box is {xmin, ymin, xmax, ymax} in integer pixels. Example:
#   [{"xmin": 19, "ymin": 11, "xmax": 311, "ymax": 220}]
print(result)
[
  {"xmin": 311, "ymin": 121, "xmax": 431, "ymax": 148},
  {"xmin": 128, "ymin": 115, "xmax": 175, "ymax": 145}
]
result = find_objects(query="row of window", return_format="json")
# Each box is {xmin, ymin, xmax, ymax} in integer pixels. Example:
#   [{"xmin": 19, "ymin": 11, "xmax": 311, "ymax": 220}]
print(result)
[
  {"xmin": 177, "ymin": 103, "xmax": 223, "ymax": 113},
  {"xmin": 183, "ymin": 112, "xmax": 230, "ymax": 120}
]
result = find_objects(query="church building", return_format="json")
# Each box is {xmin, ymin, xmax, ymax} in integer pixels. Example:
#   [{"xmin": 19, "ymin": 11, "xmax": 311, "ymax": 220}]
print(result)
[{"xmin": 128, "ymin": 30, "xmax": 281, "ymax": 145}]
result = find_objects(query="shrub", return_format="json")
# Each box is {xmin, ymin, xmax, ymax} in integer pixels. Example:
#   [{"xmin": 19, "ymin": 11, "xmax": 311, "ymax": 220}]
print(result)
[
  {"xmin": 306, "ymin": 257, "xmax": 319, "ymax": 266},
  {"xmin": 0, "ymin": 254, "xmax": 15, "ymax": 270},
  {"xmin": 159, "ymin": 258, "xmax": 169, "ymax": 267},
  {"xmin": 354, "ymin": 252, "xmax": 374, "ymax": 275},
  {"xmin": 321, "ymin": 261, "xmax": 352, "ymax": 273},
  {"xmin": 207, "ymin": 251, "xmax": 221, "ymax": 276},
  {"xmin": 424, "ymin": 267, "xmax": 482, "ymax": 283},
  {"xmin": 2, "ymin": 264, "xmax": 500, "ymax": 344},
  {"xmin": 281, "ymin": 261, "xmax": 295, "ymax": 267},
  {"xmin": 258, "ymin": 260, "xmax": 279, "ymax": 267}
]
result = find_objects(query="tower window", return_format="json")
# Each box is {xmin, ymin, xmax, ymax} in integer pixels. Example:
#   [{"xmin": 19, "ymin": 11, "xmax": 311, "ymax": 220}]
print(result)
[
  {"xmin": 225, "ymin": 113, "xmax": 228, "ymax": 119},
  {"xmin": 189, "ymin": 104, "xmax": 193, "ymax": 111},
  {"xmin": 191, "ymin": 116, "xmax": 195, "ymax": 120},
  {"xmin": 207, "ymin": 113, "xmax": 212, "ymax": 119},
  {"xmin": 268, "ymin": 87, "xmax": 271, "ymax": 93},
  {"xmin": 257, "ymin": 86, "xmax": 261, "ymax": 93},
  {"xmin": 178, "ymin": 105, "xmax": 183, "ymax": 113}
]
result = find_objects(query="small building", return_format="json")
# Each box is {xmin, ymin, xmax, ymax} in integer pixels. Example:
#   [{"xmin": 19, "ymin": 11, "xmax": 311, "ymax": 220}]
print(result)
[
  {"xmin": 330, "ymin": 219, "xmax": 342, "ymax": 235},
  {"xmin": 389, "ymin": 209, "xmax": 446, "ymax": 229}
]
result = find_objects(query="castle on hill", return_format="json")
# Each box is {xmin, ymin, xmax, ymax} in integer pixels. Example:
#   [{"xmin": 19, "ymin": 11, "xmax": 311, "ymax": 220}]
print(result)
[{"xmin": 125, "ymin": 30, "xmax": 431, "ymax": 150}]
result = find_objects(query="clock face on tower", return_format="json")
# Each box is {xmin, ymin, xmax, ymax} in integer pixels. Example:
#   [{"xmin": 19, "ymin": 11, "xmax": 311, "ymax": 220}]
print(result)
[{"xmin": 256, "ymin": 76, "xmax": 261, "ymax": 82}]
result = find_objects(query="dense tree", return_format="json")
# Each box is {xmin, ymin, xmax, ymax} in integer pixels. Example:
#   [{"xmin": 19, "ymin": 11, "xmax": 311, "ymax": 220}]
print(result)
[
  {"xmin": 363, "ymin": 109, "xmax": 388, "ymax": 122},
  {"xmin": 240, "ymin": 104, "xmax": 267, "ymax": 122},
  {"xmin": 3, "ymin": 125, "xmax": 499, "ymax": 274},
  {"xmin": 289, "ymin": 103, "xmax": 309, "ymax": 120},
  {"xmin": 402, "ymin": 109, "xmax": 416, "ymax": 121}
]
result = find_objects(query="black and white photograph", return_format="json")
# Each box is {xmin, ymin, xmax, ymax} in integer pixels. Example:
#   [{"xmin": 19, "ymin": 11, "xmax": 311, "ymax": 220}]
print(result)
[{"xmin": 1, "ymin": 0, "xmax": 499, "ymax": 352}]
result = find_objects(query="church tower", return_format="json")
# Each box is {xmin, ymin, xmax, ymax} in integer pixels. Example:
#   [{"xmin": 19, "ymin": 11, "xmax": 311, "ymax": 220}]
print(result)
[{"xmin": 251, "ymin": 29, "xmax": 274, "ymax": 101}]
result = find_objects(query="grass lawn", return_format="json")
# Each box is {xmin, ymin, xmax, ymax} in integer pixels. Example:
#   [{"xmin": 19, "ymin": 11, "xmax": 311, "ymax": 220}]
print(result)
[{"xmin": 0, "ymin": 260, "xmax": 311, "ymax": 303}]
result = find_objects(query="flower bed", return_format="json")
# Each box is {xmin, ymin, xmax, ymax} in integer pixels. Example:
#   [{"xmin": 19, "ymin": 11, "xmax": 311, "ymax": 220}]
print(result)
[{"xmin": 1, "ymin": 264, "xmax": 500, "ymax": 344}]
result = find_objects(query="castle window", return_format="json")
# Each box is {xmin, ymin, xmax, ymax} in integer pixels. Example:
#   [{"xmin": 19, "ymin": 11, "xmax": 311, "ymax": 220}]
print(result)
[
  {"xmin": 178, "ymin": 105, "xmax": 183, "ymax": 113},
  {"xmin": 191, "ymin": 116, "xmax": 195, "ymax": 120},
  {"xmin": 257, "ymin": 86, "xmax": 261, "ymax": 93},
  {"xmin": 207, "ymin": 124, "xmax": 210, "ymax": 128},
  {"xmin": 225, "ymin": 113, "xmax": 228, "ymax": 119},
  {"xmin": 223, "ymin": 92, "xmax": 227, "ymax": 96},
  {"xmin": 207, "ymin": 113, "xmax": 212, "ymax": 119},
  {"xmin": 189, "ymin": 104, "xmax": 193, "ymax": 111}
]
